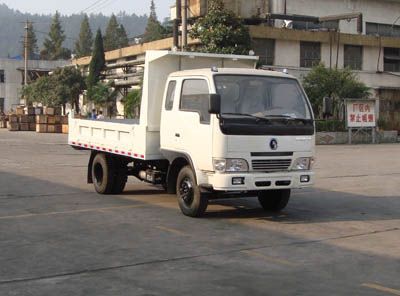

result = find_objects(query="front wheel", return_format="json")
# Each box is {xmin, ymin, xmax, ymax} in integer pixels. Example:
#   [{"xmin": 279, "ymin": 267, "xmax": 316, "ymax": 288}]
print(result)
[
  {"xmin": 258, "ymin": 189, "xmax": 291, "ymax": 212},
  {"xmin": 176, "ymin": 166, "xmax": 208, "ymax": 217}
]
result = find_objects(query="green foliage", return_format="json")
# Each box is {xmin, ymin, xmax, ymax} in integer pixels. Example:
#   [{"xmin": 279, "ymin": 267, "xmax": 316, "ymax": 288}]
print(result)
[
  {"xmin": 89, "ymin": 81, "xmax": 118, "ymax": 116},
  {"xmin": 21, "ymin": 66, "xmax": 85, "ymax": 109},
  {"xmin": 104, "ymin": 14, "xmax": 119, "ymax": 51},
  {"xmin": 143, "ymin": 0, "xmax": 165, "ymax": 42},
  {"xmin": 190, "ymin": 0, "xmax": 251, "ymax": 54},
  {"xmin": 24, "ymin": 22, "xmax": 38, "ymax": 60},
  {"xmin": 86, "ymin": 29, "xmax": 105, "ymax": 96},
  {"xmin": 41, "ymin": 11, "xmax": 71, "ymax": 60},
  {"xmin": 123, "ymin": 89, "xmax": 142, "ymax": 118},
  {"xmin": 315, "ymin": 120, "xmax": 346, "ymax": 132},
  {"xmin": 118, "ymin": 24, "xmax": 129, "ymax": 48},
  {"xmin": 74, "ymin": 14, "xmax": 93, "ymax": 58},
  {"xmin": 103, "ymin": 15, "xmax": 130, "ymax": 51},
  {"xmin": 303, "ymin": 64, "xmax": 370, "ymax": 117}
]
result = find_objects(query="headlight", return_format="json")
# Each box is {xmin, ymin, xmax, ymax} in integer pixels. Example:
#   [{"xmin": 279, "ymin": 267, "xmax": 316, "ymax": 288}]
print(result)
[
  {"xmin": 292, "ymin": 157, "xmax": 312, "ymax": 171},
  {"xmin": 213, "ymin": 158, "xmax": 249, "ymax": 173}
]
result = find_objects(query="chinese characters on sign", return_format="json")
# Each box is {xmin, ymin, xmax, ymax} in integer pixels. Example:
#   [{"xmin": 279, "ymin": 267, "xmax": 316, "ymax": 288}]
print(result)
[{"xmin": 346, "ymin": 100, "xmax": 376, "ymax": 128}]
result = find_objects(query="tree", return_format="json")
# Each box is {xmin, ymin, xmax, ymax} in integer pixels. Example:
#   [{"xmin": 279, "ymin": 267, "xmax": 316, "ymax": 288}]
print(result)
[
  {"xmin": 23, "ymin": 22, "xmax": 38, "ymax": 60},
  {"xmin": 143, "ymin": 0, "xmax": 165, "ymax": 42},
  {"xmin": 118, "ymin": 24, "xmax": 129, "ymax": 48},
  {"xmin": 41, "ymin": 11, "xmax": 71, "ymax": 60},
  {"xmin": 22, "ymin": 66, "xmax": 85, "ymax": 111},
  {"xmin": 75, "ymin": 14, "xmax": 93, "ymax": 58},
  {"xmin": 90, "ymin": 81, "xmax": 118, "ymax": 117},
  {"xmin": 303, "ymin": 64, "xmax": 370, "ymax": 118},
  {"xmin": 190, "ymin": 0, "xmax": 251, "ymax": 54},
  {"xmin": 123, "ymin": 89, "xmax": 141, "ymax": 119},
  {"xmin": 86, "ymin": 29, "xmax": 105, "ymax": 99},
  {"xmin": 104, "ymin": 14, "xmax": 120, "ymax": 51}
]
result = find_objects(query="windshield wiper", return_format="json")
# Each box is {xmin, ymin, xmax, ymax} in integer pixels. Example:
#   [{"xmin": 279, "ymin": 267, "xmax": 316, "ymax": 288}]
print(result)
[
  {"xmin": 263, "ymin": 115, "xmax": 311, "ymax": 124},
  {"xmin": 221, "ymin": 113, "xmax": 271, "ymax": 123}
]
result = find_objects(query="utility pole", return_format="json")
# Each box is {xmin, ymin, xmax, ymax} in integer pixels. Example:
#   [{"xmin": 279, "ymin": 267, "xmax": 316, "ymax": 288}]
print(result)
[
  {"xmin": 24, "ymin": 20, "xmax": 29, "ymax": 87},
  {"xmin": 181, "ymin": 0, "xmax": 188, "ymax": 51}
]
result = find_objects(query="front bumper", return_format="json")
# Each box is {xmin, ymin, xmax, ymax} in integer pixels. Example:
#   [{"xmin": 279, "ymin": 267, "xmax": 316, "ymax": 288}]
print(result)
[{"xmin": 204, "ymin": 171, "xmax": 314, "ymax": 191}]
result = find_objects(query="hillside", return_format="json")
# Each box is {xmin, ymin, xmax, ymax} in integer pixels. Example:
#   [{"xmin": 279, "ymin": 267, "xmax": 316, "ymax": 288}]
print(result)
[{"xmin": 0, "ymin": 3, "xmax": 148, "ymax": 58}]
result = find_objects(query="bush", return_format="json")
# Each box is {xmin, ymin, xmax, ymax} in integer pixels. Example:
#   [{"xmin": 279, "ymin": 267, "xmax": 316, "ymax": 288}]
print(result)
[{"xmin": 315, "ymin": 120, "xmax": 346, "ymax": 132}]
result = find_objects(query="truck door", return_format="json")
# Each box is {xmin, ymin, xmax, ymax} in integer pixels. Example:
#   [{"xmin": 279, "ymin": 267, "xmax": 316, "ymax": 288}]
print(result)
[{"xmin": 175, "ymin": 78, "xmax": 213, "ymax": 172}]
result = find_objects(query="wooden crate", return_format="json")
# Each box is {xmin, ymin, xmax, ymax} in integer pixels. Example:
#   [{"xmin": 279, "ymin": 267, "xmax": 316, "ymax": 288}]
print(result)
[
  {"xmin": 47, "ymin": 124, "xmax": 56, "ymax": 133},
  {"xmin": 36, "ymin": 124, "xmax": 47, "ymax": 133},
  {"xmin": 27, "ymin": 107, "xmax": 35, "ymax": 115},
  {"xmin": 54, "ymin": 124, "xmax": 62, "ymax": 133},
  {"xmin": 47, "ymin": 116, "xmax": 56, "ymax": 125},
  {"xmin": 29, "ymin": 123, "xmax": 36, "ymax": 131},
  {"xmin": 8, "ymin": 122, "xmax": 19, "ymax": 131},
  {"xmin": 62, "ymin": 124, "xmax": 69, "ymax": 134},
  {"xmin": 54, "ymin": 115, "xmax": 62, "ymax": 124},
  {"xmin": 9, "ymin": 115, "xmax": 18, "ymax": 123},
  {"xmin": 19, "ymin": 115, "xmax": 29, "ymax": 123},
  {"xmin": 44, "ymin": 107, "xmax": 55, "ymax": 115},
  {"xmin": 35, "ymin": 107, "xmax": 43, "ymax": 115},
  {"xmin": 28, "ymin": 115, "xmax": 36, "ymax": 123},
  {"xmin": 61, "ymin": 116, "xmax": 68, "ymax": 124},
  {"xmin": 20, "ymin": 123, "xmax": 29, "ymax": 131},
  {"xmin": 36, "ymin": 115, "xmax": 47, "ymax": 124},
  {"xmin": 16, "ymin": 107, "xmax": 25, "ymax": 115}
]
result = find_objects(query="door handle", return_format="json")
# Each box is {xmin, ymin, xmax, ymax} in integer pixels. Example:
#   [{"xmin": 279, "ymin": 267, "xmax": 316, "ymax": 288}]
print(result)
[{"xmin": 175, "ymin": 133, "xmax": 180, "ymax": 138}]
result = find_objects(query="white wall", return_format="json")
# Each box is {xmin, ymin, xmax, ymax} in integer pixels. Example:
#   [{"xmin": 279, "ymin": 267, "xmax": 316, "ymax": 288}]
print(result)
[
  {"xmin": 0, "ymin": 59, "xmax": 68, "ymax": 113},
  {"xmin": 287, "ymin": 0, "xmax": 400, "ymax": 34},
  {"xmin": 274, "ymin": 40, "xmax": 300, "ymax": 67}
]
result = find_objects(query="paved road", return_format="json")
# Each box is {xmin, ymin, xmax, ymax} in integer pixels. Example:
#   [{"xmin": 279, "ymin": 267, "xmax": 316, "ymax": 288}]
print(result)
[{"xmin": 0, "ymin": 130, "xmax": 399, "ymax": 296}]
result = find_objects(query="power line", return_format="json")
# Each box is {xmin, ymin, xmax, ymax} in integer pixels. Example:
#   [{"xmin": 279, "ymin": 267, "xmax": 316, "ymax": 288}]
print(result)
[
  {"xmin": 34, "ymin": 30, "xmax": 76, "ymax": 41},
  {"xmin": 88, "ymin": 0, "xmax": 119, "ymax": 14},
  {"xmin": 81, "ymin": 0, "xmax": 108, "ymax": 13}
]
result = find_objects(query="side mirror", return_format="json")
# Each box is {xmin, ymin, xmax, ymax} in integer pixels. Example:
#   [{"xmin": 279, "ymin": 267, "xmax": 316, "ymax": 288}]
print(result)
[{"xmin": 209, "ymin": 94, "xmax": 221, "ymax": 114}]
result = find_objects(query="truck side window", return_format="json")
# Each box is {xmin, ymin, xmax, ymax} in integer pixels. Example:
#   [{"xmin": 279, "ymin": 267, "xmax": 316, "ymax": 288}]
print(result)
[
  {"xmin": 180, "ymin": 79, "xmax": 210, "ymax": 124},
  {"xmin": 165, "ymin": 80, "xmax": 177, "ymax": 110}
]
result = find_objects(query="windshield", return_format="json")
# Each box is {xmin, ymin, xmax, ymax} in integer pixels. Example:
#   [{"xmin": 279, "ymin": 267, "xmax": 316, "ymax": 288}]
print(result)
[{"xmin": 214, "ymin": 75, "xmax": 312, "ymax": 120}]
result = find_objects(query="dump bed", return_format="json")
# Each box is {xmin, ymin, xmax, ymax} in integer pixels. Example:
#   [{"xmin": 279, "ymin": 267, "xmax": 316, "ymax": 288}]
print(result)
[{"xmin": 68, "ymin": 50, "xmax": 258, "ymax": 160}]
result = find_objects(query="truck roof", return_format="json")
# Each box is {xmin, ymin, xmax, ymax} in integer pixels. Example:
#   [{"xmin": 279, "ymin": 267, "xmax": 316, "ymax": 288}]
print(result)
[{"xmin": 169, "ymin": 68, "xmax": 297, "ymax": 80}]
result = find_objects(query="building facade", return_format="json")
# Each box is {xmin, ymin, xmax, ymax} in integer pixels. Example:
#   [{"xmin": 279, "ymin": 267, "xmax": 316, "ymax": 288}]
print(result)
[{"xmin": 0, "ymin": 59, "xmax": 68, "ymax": 113}]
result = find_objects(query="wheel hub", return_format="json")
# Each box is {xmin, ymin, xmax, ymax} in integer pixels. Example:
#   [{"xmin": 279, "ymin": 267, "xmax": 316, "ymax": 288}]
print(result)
[{"xmin": 179, "ymin": 177, "xmax": 194, "ymax": 205}]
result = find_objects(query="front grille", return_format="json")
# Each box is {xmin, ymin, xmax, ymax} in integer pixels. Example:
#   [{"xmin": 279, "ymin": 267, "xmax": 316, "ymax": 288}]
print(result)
[{"xmin": 252, "ymin": 159, "xmax": 292, "ymax": 172}]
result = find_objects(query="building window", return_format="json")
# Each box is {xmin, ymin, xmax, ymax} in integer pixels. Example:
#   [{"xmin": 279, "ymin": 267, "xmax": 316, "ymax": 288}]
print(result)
[
  {"xmin": 0, "ymin": 70, "xmax": 4, "ymax": 83},
  {"xmin": 252, "ymin": 39, "xmax": 275, "ymax": 65},
  {"xmin": 366, "ymin": 22, "xmax": 400, "ymax": 38},
  {"xmin": 384, "ymin": 48, "xmax": 400, "ymax": 72},
  {"xmin": 0, "ymin": 98, "xmax": 4, "ymax": 113},
  {"xmin": 300, "ymin": 42, "xmax": 321, "ymax": 68},
  {"xmin": 293, "ymin": 21, "xmax": 338, "ymax": 31},
  {"xmin": 344, "ymin": 45, "xmax": 363, "ymax": 70}
]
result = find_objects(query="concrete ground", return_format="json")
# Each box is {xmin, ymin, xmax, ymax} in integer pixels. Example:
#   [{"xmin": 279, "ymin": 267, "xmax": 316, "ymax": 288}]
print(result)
[{"xmin": 0, "ymin": 129, "xmax": 399, "ymax": 296}]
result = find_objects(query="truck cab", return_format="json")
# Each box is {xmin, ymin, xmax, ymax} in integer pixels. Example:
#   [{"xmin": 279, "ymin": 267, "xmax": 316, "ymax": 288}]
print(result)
[{"xmin": 160, "ymin": 68, "xmax": 315, "ymax": 216}]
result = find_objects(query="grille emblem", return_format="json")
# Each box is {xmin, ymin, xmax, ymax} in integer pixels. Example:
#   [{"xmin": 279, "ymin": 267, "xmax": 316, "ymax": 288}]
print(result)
[{"xmin": 270, "ymin": 139, "xmax": 278, "ymax": 150}]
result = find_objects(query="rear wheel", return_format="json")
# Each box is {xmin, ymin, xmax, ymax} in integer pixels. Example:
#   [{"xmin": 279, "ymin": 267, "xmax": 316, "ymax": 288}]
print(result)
[
  {"xmin": 176, "ymin": 166, "xmax": 208, "ymax": 217},
  {"xmin": 112, "ymin": 159, "xmax": 128, "ymax": 194},
  {"xmin": 258, "ymin": 189, "xmax": 291, "ymax": 212},
  {"xmin": 92, "ymin": 153, "xmax": 115, "ymax": 194}
]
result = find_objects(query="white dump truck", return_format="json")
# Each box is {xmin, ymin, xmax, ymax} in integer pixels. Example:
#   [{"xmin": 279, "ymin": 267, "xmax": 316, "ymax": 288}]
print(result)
[{"xmin": 69, "ymin": 50, "xmax": 315, "ymax": 217}]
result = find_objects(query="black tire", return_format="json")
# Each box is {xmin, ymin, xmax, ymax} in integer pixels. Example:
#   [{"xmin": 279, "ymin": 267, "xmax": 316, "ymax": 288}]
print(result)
[
  {"xmin": 176, "ymin": 166, "xmax": 208, "ymax": 217},
  {"xmin": 112, "ymin": 159, "xmax": 128, "ymax": 194},
  {"xmin": 258, "ymin": 189, "xmax": 291, "ymax": 212},
  {"xmin": 92, "ymin": 153, "xmax": 115, "ymax": 194}
]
